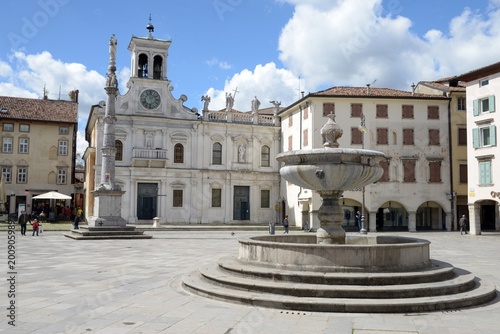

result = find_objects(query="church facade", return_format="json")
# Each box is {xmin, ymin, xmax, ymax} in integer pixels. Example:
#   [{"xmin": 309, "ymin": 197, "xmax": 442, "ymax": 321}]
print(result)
[{"xmin": 83, "ymin": 27, "xmax": 281, "ymax": 225}]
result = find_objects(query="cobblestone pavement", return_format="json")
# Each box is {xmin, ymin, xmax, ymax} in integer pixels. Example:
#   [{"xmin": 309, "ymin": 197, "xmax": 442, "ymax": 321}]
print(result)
[{"xmin": 1, "ymin": 229, "xmax": 499, "ymax": 334}]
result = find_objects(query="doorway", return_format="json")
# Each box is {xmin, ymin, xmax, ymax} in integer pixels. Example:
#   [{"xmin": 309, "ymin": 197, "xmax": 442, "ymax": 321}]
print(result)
[
  {"xmin": 137, "ymin": 183, "xmax": 158, "ymax": 220},
  {"xmin": 233, "ymin": 186, "xmax": 250, "ymax": 220}
]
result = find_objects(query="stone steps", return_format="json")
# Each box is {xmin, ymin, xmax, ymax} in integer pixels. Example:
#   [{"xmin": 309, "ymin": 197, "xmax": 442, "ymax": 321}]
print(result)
[
  {"xmin": 64, "ymin": 226, "xmax": 152, "ymax": 240},
  {"xmin": 182, "ymin": 257, "xmax": 497, "ymax": 313}
]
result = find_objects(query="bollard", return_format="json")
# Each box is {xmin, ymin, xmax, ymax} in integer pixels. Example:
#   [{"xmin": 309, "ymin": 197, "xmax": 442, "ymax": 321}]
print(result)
[{"xmin": 269, "ymin": 221, "xmax": 275, "ymax": 235}]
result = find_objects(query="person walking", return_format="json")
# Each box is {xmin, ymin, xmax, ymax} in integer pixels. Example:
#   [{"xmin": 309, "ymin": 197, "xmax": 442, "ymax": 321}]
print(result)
[
  {"xmin": 356, "ymin": 211, "xmax": 362, "ymax": 231},
  {"xmin": 74, "ymin": 214, "xmax": 82, "ymax": 230},
  {"xmin": 283, "ymin": 215, "xmax": 289, "ymax": 234},
  {"xmin": 459, "ymin": 215, "xmax": 468, "ymax": 235},
  {"xmin": 31, "ymin": 219, "xmax": 40, "ymax": 236},
  {"xmin": 18, "ymin": 210, "xmax": 30, "ymax": 236}
]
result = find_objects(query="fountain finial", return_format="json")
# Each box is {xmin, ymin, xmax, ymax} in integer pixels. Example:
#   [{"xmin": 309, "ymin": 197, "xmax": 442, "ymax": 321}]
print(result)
[{"xmin": 321, "ymin": 113, "xmax": 343, "ymax": 148}]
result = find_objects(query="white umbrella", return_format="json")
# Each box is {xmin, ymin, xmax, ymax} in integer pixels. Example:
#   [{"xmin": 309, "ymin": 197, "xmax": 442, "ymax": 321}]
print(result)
[{"xmin": 33, "ymin": 191, "xmax": 72, "ymax": 200}]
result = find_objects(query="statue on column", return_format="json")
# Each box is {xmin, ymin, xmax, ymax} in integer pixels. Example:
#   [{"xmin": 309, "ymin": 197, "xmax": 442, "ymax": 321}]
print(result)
[
  {"xmin": 270, "ymin": 100, "xmax": 281, "ymax": 115},
  {"xmin": 251, "ymin": 96, "xmax": 260, "ymax": 114},
  {"xmin": 201, "ymin": 95, "xmax": 211, "ymax": 112},
  {"xmin": 225, "ymin": 92, "xmax": 234, "ymax": 112}
]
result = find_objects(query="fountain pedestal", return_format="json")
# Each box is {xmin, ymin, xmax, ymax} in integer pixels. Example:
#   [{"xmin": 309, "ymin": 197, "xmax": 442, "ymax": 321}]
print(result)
[{"xmin": 316, "ymin": 191, "xmax": 345, "ymax": 244}]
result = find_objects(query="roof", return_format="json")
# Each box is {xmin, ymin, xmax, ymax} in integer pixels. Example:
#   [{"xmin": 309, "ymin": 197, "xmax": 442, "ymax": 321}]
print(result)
[
  {"xmin": 418, "ymin": 81, "xmax": 466, "ymax": 93},
  {"xmin": 454, "ymin": 61, "xmax": 500, "ymax": 82},
  {"xmin": 312, "ymin": 86, "xmax": 449, "ymax": 99},
  {"xmin": 0, "ymin": 96, "xmax": 78, "ymax": 123}
]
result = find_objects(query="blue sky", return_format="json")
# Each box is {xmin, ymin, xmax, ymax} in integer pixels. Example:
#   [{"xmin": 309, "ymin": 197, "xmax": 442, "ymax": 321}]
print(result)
[{"xmin": 1, "ymin": 0, "xmax": 500, "ymax": 155}]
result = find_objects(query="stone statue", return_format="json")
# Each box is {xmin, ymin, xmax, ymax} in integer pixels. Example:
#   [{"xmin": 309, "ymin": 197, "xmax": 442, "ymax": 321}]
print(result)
[
  {"xmin": 251, "ymin": 96, "xmax": 260, "ymax": 114},
  {"xmin": 270, "ymin": 100, "xmax": 281, "ymax": 115},
  {"xmin": 238, "ymin": 144, "xmax": 246, "ymax": 162},
  {"xmin": 226, "ymin": 92, "xmax": 234, "ymax": 112},
  {"xmin": 109, "ymin": 34, "xmax": 117, "ymax": 63},
  {"xmin": 201, "ymin": 95, "xmax": 211, "ymax": 112}
]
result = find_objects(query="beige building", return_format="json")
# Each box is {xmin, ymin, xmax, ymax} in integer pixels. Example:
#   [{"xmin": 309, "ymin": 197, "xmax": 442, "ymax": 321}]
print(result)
[
  {"xmin": 415, "ymin": 78, "xmax": 468, "ymax": 230},
  {"xmin": 0, "ymin": 95, "xmax": 78, "ymax": 218},
  {"xmin": 279, "ymin": 87, "xmax": 453, "ymax": 232}
]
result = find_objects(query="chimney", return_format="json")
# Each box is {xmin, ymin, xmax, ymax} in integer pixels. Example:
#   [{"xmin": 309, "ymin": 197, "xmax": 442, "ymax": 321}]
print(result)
[
  {"xmin": 411, "ymin": 83, "xmax": 415, "ymax": 96},
  {"xmin": 366, "ymin": 84, "xmax": 371, "ymax": 95}
]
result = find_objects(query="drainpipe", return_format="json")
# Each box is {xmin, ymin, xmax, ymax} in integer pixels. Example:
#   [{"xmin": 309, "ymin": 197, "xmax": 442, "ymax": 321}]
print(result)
[{"xmin": 447, "ymin": 93, "xmax": 455, "ymax": 231}]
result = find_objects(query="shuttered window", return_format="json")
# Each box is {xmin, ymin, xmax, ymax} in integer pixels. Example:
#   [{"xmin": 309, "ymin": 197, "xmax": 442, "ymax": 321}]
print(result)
[
  {"xmin": 429, "ymin": 129, "xmax": 440, "ymax": 145},
  {"xmin": 427, "ymin": 106, "xmax": 439, "ymax": 119},
  {"xmin": 403, "ymin": 129, "xmax": 414, "ymax": 145},
  {"xmin": 376, "ymin": 104, "xmax": 388, "ymax": 118},
  {"xmin": 429, "ymin": 161, "xmax": 441, "ymax": 182},
  {"xmin": 377, "ymin": 128, "xmax": 388, "ymax": 145},
  {"xmin": 403, "ymin": 160, "xmax": 416, "ymax": 182}
]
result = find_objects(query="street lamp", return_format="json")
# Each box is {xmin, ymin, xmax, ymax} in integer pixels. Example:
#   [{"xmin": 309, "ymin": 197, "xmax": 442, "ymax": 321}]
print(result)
[{"xmin": 358, "ymin": 113, "xmax": 367, "ymax": 234}]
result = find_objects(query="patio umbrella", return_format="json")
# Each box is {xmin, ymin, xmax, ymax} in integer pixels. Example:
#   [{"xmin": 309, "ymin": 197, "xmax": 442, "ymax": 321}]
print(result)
[{"xmin": 32, "ymin": 191, "xmax": 72, "ymax": 200}]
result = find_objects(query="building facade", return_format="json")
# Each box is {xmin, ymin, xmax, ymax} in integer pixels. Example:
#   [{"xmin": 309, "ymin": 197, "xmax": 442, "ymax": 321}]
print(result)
[
  {"xmin": 456, "ymin": 62, "xmax": 500, "ymax": 234},
  {"xmin": 278, "ymin": 87, "xmax": 453, "ymax": 232},
  {"xmin": 0, "ymin": 95, "xmax": 78, "ymax": 217},
  {"xmin": 84, "ymin": 29, "xmax": 281, "ymax": 225}
]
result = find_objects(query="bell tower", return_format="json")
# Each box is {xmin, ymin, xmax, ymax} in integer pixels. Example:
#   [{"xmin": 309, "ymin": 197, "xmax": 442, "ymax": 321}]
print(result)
[{"xmin": 128, "ymin": 16, "xmax": 171, "ymax": 81}]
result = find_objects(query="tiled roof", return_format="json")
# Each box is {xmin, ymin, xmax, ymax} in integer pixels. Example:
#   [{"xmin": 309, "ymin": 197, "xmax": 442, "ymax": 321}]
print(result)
[
  {"xmin": 0, "ymin": 96, "xmax": 78, "ymax": 123},
  {"xmin": 312, "ymin": 86, "xmax": 449, "ymax": 99},
  {"xmin": 418, "ymin": 81, "xmax": 466, "ymax": 92},
  {"xmin": 455, "ymin": 61, "xmax": 500, "ymax": 82}
]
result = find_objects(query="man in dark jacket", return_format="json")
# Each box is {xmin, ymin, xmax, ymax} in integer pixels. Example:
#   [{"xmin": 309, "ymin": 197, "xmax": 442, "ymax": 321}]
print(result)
[{"xmin": 18, "ymin": 210, "xmax": 30, "ymax": 236}]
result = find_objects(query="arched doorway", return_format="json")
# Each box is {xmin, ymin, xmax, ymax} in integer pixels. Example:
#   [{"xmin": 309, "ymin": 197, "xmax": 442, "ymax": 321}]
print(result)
[
  {"xmin": 377, "ymin": 201, "xmax": 408, "ymax": 231},
  {"xmin": 416, "ymin": 201, "xmax": 446, "ymax": 231}
]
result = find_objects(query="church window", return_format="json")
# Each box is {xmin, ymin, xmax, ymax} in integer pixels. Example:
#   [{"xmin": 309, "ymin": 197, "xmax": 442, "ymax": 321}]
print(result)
[
  {"xmin": 212, "ymin": 142, "xmax": 222, "ymax": 165},
  {"xmin": 115, "ymin": 140, "xmax": 123, "ymax": 161},
  {"xmin": 138, "ymin": 53, "xmax": 148, "ymax": 78},
  {"xmin": 260, "ymin": 189, "xmax": 270, "ymax": 208},
  {"xmin": 174, "ymin": 143, "xmax": 184, "ymax": 163},
  {"xmin": 153, "ymin": 55, "xmax": 163, "ymax": 79},
  {"xmin": 211, "ymin": 189, "xmax": 222, "ymax": 207},
  {"xmin": 173, "ymin": 189, "xmax": 183, "ymax": 207},
  {"xmin": 261, "ymin": 145, "xmax": 270, "ymax": 167}
]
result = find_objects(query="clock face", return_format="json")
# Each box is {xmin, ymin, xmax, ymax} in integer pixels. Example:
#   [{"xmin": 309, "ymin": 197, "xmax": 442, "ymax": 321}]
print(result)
[{"xmin": 140, "ymin": 89, "xmax": 161, "ymax": 109}]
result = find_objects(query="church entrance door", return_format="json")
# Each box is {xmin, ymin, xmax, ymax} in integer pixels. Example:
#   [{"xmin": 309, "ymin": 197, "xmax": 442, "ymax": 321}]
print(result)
[
  {"xmin": 233, "ymin": 186, "xmax": 250, "ymax": 220},
  {"xmin": 137, "ymin": 183, "xmax": 158, "ymax": 220}
]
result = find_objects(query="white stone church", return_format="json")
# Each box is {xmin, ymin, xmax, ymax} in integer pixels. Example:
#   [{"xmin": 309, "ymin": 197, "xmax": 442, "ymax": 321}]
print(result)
[{"xmin": 83, "ymin": 25, "xmax": 282, "ymax": 225}]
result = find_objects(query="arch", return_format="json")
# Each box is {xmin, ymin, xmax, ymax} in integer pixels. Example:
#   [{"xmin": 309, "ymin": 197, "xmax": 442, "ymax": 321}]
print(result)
[
  {"xmin": 49, "ymin": 146, "xmax": 57, "ymax": 160},
  {"xmin": 153, "ymin": 55, "xmax": 163, "ymax": 79},
  {"xmin": 416, "ymin": 201, "xmax": 446, "ymax": 231},
  {"xmin": 48, "ymin": 171, "xmax": 56, "ymax": 184},
  {"xmin": 174, "ymin": 143, "xmax": 184, "ymax": 163},
  {"xmin": 138, "ymin": 53, "xmax": 148, "ymax": 78},
  {"xmin": 376, "ymin": 201, "xmax": 408, "ymax": 232}
]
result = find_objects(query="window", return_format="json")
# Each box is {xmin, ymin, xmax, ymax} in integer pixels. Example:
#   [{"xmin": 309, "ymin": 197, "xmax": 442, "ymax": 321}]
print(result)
[
  {"xmin": 376, "ymin": 104, "xmax": 388, "ymax": 118},
  {"xmin": 472, "ymin": 126, "xmax": 496, "ymax": 148},
  {"xmin": 478, "ymin": 160, "xmax": 492, "ymax": 185},
  {"xmin": 402, "ymin": 105, "xmax": 414, "ymax": 119},
  {"xmin": 351, "ymin": 103, "xmax": 362, "ymax": 117},
  {"xmin": 323, "ymin": 103, "xmax": 335, "ymax": 117},
  {"xmin": 351, "ymin": 127, "xmax": 363, "ymax": 145},
  {"xmin": 458, "ymin": 128, "xmax": 467, "ymax": 146},
  {"xmin": 212, "ymin": 142, "xmax": 222, "ymax": 165},
  {"xmin": 377, "ymin": 128, "xmax": 388, "ymax": 145},
  {"xmin": 457, "ymin": 97, "xmax": 466, "ymax": 111},
  {"xmin": 288, "ymin": 114, "xmax": 293, "ymax": 127},
  {"xmin": 403, "ymin": 129, "xmax": 414, "ymax": 145},
  {"xmin": 459, "ymin": 163, "xmax": 468, "ymax": 184},
  {"xmin": 260, "ymin": 189, "xmax": 270, "ymax": 208},
  {"xmin": 378, "ymin": 160, "xmax": 390, "ymax": 182},
  {"xmin": 3, "ymin": 137, "xmax": 13, "ymax": 153},
  {"xmin": 2, "ymin": 123, "xmax": 13, "ymax": 132},
  {"xmin": 173, "ymin": 189, "xmax": 183, "ymax": 207},
  {"xmin": 480, "ymin": 79, "xmax": 489, "ymax": 87},
  {"xmin": 59, "ymin": 127, "xmax": 69, "ymax": 135},
  {"xmin": 403, "ymin": 160, "xmax": 416, "ymax": 182},
  {"xmin": 174, "ymin": 143, "xmax": 184, "ymax": 163},
  {"xmin": 473, "ymin": 96, "xmax": 495, "ymax": 115},
  {"xmin": 115, "ymin": 140, "xmax": 123, "ymax": 161},
  {"xmin": 1, "ymin": 167, "xmax": 12, "ymax": 183},
  {"xmin": 58, "ymin": 140, "xmax": 68, "ymax": 155},
  {"xmin": 19, "ymin": 124, "xmax": 30, "ymax": 132},
  {"xmin": 303, "ymin": 129, "xmax": 308, "ymax": 147},
  {"xmin": 429, "ymin": 129, "xmax": 440, "ymax": 145},
  {"xmin": 288, "ymin": 136, "xmax": 293, "ymax": 151},
  {"xmin": 261, "ymin": 145, "xmax": 270, "ymax": 167},
  {"xmin": 18, "ymin": 138, "xmax": 29, "ymax": 153},
  {"xmin": 211, "ymin": 189, "xmax": 221, "ymax": 207},
  {"xmin": 17, "ymin": 167, "xmax": 27, "ymax": 184},
  {"xmin": 57, "ymin": 169, "xmax": 67, "ymax": 184},
  {"xmin": 303, "ymin": 107, "xmax": 308, "ymax": 120},
  {"xmin": 427, "ymin": 106, "xmax": 439, "ymax": 119},
  {"xmin": 429, "ymin": 161, "xmax": 441, "ymax": 183}
]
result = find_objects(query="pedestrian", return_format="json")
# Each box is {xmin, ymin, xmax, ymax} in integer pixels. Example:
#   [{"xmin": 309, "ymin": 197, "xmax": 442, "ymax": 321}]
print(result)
[
  {"xmin": 356, "ymin": 211, "xmax": 362, "ymax": 231},
  {"xmin": 459, "ymin": 215, "xmax": 468, "ymax": 235},
  {"xmin": 283, "ymin": 215, "xmax": 289, "ymax": 234},
  {"xmin": 74, "ymin": 214, "xmax": 82, "ymax": 230},
  {"xmin": 31, "ymin": 219, "xmax": 40, "ymax": 236},
  {"xmin": 18, "ymin": 210, "xmax": 30, "ymax": 236}
]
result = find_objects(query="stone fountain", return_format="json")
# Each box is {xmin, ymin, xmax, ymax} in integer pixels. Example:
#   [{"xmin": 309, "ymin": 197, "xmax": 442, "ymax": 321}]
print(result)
[{"xmin": 182, "ymin": 115, "xmax": 496, "ymax": 313}]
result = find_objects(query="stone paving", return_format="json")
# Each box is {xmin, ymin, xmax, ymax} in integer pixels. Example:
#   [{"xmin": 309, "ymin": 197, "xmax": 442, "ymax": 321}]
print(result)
[{"xmin": 1, "ymin": 228, "xmax": 499, "ymax": 334}]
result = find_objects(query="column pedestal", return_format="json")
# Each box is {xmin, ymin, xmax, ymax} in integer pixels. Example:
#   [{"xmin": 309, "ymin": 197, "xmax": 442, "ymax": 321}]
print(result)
[{"xmin": 88, "ymin": 189, "xmax": 127, "ymax": 227}]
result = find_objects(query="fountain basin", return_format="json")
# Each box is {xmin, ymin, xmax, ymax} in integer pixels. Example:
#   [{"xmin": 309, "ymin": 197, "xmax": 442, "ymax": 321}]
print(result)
[{"xmin": 238, "ymin": 234, "xmax": 430, "ymax": 273}]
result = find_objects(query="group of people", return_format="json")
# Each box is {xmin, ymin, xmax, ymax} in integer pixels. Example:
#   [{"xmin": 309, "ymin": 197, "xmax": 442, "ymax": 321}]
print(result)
[{"xmin": 18, "ymin": 210, "xmax": 42, "ymax": 236}]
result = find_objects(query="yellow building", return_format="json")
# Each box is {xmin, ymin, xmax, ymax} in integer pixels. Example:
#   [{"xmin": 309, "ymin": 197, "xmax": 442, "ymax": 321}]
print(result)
[{"xmin": 0, "ymin": 95, "xmax": 78, "ymax": 218}]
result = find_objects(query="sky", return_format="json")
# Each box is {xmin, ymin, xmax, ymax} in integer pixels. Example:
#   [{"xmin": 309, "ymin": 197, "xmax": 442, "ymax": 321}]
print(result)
[{"xmin": 1, "ymin": 0, "xmax": 500, "ymax": 157}]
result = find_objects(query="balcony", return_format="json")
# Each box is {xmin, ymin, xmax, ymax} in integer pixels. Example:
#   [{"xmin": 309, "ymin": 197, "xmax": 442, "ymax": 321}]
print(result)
[{"xmin": 132, "ymin": 148, "xmax": 168, "ymax": 168}]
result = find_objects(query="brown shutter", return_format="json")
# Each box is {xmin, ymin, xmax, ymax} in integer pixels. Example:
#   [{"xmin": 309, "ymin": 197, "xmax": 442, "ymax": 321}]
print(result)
[
  {"xmin": 429, "ymin": 161, "xmax": 441, "ymax": 182},
  {"xmin": 379, "ymin": 160, "xmax": 389, "ymax": 181},
  {"xmin": 458, "ymin": 128, "xmax": 467, "ymax": 146},
  {"xmin": 403, "ymin": 160, "xmax": 416, "ymax": 182},
  {"xmin": 351, "ymin": 127, "xmax": 362, "ymax": 144},
  {"xmin": 403, "ymin": 129, "xmax": 414, "ymax": 145},
  {"xmin": 402, "ymin": 105, "xmax": 414, "ymax": 118},
  {"xmin": 377, "ymin": 128, "xmax": 388, "ymax": 144},
  {"xmin": 323, "ymin": 103, "xmax": 335, "ymax": 116},
  {"xmin": 351, "ymin": 103, "xmax": 362, "ymax": 117},
  {"xmin": 459, "ymin": 164, "xmax": 468, "ymax": 183},
  {"xmin": 376, "ymin": 104, "xmax": 388, "ymax": 118},
  {"xmin": 429, "ymin": 129, "xmax": 440, "ymax": 145},
  {"xmin": 427, "ymin": 106, "xmax": 439, "ymax": 119}
]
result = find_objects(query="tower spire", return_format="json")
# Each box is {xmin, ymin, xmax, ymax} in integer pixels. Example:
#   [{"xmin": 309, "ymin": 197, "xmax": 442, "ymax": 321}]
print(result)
[{"xmin": 147, "ymin": 14, "xmax": 154, "ymax": 39}]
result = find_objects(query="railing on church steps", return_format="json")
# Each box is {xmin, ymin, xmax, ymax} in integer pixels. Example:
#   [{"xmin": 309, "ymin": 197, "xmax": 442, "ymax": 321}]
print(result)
[
  {"xmin": 133, "ymin": 148, "xmax": 167, "ymax": 159},
  {"xmin": 204, "ymin": 111, "xmax": 279, "ymax": 126}
]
